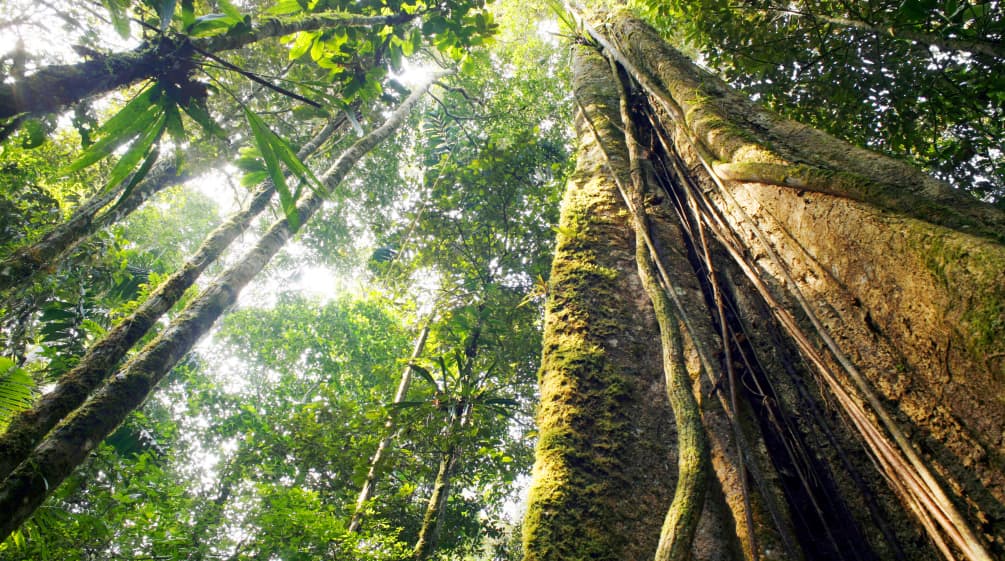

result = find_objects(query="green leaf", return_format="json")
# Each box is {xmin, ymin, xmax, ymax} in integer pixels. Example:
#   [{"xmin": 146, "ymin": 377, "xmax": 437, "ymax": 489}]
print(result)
[
  {"xmin": 60, "ymin": 85, "xmax": 161, "ymax": 174},
  {"xmin": 110, "ymin": 147, "xmax": 160, "ymax": 214},
  {"xmin": 268, "ymin": 123, "xmax": 323, "ymax": 193},
  {"xmin": 245, "ymin": 108, "xmax": 300, "ymax": 229},
  {"xmin": 267, "ymin": 0, "xmax": 303, "ymax": 15},
  {"xmin": 158, "ymin": 0, "xmax": 176, "ymax": 31},
  {"xmin": 240, "ymin": 170, "xmax": 269, "ymax": 187},
  {"xmin": 21, "ymin": 119, "xmax": 47, "ymax": 148},
  {"xmin": 103, "ymin": 111, "xmax": 166, "ymax": 193},
  {"xmin": 407, "ymin": 363, "xmax": 439, "ymax": 390},
  {"xmin": 187, "ymin": 14, "xmax": 239, "ymax": 36},
  {"xmin": 0, "ymin": 357, "xmax": 34, "ymax": 429},
  {"xmin": 163, "ymin": 101, "xmax": 185, "ymax": 140},
  {"xmin": 388, "ymin": 400, "xmax": 427, "ymax": 409},
  {"xmin": 218, "ymin": 0, "xmax": 243, "ymax": 21},
  {"xmin": 104, "ymin": 0, "xmax": 131, "ymax": 37},
  {"xmin": 289, "ymin": 32, "xmax": 315, "ymax": 60},
  {"xmin": 180, "ymin": 0, "xmax": 195, "ymax": 27},
  {"xmin": 181, "ymin": 98, "xmax": 226, "ymax": 138}
]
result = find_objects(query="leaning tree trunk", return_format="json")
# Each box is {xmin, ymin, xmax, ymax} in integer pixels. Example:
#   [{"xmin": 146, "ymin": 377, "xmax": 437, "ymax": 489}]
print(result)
[
  {"xmin": 348, "ymin": 321, "xmax": 431, "ymax": 534},
  {"xmin": 0, "ymin": 77, "xmax": 439, "ymax": 541},
  {"xmin": 0, "ymin": 117, "xmax": 344, "ymax": 482},
  {"xmin": 412, "ymin": 412, "xmax": 463, "ymax": 561},
  {"xmin": 524, "ymin": 10, "xmax": 1004, "ymax": 561}
]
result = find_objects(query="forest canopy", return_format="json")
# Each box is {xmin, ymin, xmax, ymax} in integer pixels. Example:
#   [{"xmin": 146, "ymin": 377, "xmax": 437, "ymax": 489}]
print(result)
[{"xmin": 0, "ymin": 0, "xmax": 1002, "ymax": 560}]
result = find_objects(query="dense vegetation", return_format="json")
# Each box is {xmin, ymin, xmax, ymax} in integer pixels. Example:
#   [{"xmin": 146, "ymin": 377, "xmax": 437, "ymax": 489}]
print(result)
[{"xmin": 0, "ymin": 0, "xmax": 1001, "ymax": 559}]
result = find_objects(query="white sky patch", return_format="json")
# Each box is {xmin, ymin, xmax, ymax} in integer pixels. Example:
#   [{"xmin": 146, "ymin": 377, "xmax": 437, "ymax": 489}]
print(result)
[
  {"xmin": 391, "ymin": 58, "xmax": 440, "ymax": 88},
  {"xmin": 292, "ymin": 264, "xmax": 341, "ymax": 301},
  {"xmin": 194, "ymin": 167, "xmax": 248, "ymax": 215},
  {"xmin": 536, "ymin": 18, "xmax": 560, "ymax": 46}
]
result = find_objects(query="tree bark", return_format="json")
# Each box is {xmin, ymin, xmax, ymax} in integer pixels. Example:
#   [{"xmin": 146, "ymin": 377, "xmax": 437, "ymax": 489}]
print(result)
[
  {"xmin": 0, "ymin": 117, "xmax": 344, "ymax": 482},
  {"xmin": 525, "ymin": 8, "xmax": 1004, "ymax": 561},
  {"xmin": 523, "ymin": 44, "xmax": 700, "ymax": 561},
  {"xmin": 0, "ymin": 12, "xmax": 414, "ymax": 120},
  {"xmin": 611, "ymin": 61, "xmax": 710, "ymax": 561},
  {"xmin": 0, "ymin": 77, "xmax": 436, "ymax": 540},
  {"xmin": 348, "ymin": 321, "xmax": 431, "ymax": 533},
  {"xmin": 412, "ymin": 412, "xmax": 463, "ymax": 561}
]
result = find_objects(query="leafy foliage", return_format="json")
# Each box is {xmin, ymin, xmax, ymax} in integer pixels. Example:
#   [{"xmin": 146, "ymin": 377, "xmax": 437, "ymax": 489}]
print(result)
[{"xmin": 633, "ymin": 0, "xmax": 1005, "ymax": 200}]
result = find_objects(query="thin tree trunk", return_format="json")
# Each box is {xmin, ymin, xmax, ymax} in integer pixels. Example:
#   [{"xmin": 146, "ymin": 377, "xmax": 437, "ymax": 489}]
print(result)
[
  {"xmin": 0, "ymin": 12, "xmax": 414, "ymax": 120},
  {"xmin": 0, "ymin": 159, "xmax": 192, "ymax": 295},
  {"xmin": 0, "ymin": 117, "xmax": 344, "ymax": 482},
  {"xmin": 0, "ymin": 76, "xmax": 439, "ymax": 540},
  {"xmin": 412, "ymin": 405, "xmax": 464, "ymax": 561},
  {"xmin": 348, "ymin": 320, "xmax": 431, "ymax": 533}
]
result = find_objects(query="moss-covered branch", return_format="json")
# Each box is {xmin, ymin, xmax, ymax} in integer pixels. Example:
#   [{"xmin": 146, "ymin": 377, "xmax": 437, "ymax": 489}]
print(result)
[{"xmin": 0, "ymin": 12, "xmax": 414, "ymax": 120}]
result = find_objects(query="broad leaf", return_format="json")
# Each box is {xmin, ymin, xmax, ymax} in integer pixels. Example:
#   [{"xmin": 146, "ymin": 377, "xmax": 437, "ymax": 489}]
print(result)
[
  {"xmin": 245, "ymin": 108, "xmax": 300, "ymax": 229},
  {"xmin": 60, "ymin": 85, "xmax": 161, "ymax": 174},
  {"xmin": 103, "ymin": 111, "xmax": 167, "ymax": 193}
]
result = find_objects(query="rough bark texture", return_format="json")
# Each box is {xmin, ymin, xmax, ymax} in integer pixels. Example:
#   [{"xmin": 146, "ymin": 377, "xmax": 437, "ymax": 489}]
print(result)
[
  {"xmin": 606, "ymin": 16, "xmax": 1005, "ymax": 557},
  {"xmin": 524, "ymin": 10, "xmax": 1004, "ymax": 561},
  {"xmin": 0, "ymin": 81, "xmax": 431, "ymax": 540},
  {"xmin": 614, "ymin": 59, "xmax": 710, "ymax": 561},
  {"xmin": 522, "ymin": 46, "xmax": 760, "ymax": 561},
  {"xmin": 521, "ymin": 46, "xmax": 678, "ymax": 561}
]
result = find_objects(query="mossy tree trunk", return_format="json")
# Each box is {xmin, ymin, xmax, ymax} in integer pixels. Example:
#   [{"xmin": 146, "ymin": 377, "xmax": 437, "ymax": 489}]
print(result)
[{"xmin": 523, "ymin": 11, "xmax": 1004, "ymax": 561}]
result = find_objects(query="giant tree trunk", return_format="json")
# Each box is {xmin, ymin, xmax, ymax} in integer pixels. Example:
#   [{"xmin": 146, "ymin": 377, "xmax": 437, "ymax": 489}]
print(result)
[{"xmin": 523, "ymin": 11, "xmax": 1004, "ymax": 561}]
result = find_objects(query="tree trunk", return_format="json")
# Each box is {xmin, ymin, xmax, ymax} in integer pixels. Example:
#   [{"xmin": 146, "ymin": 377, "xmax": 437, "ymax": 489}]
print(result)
[
  {"xmin": 0, "ymin": 117, "xmax": 344, "ymax": 482},
  {"xmin": 523, "ymin": 10, "xmax": 1004, "ymax": 561},
  {"xmin": 0, "ymin": 159, "xmax": 193, "ymax": 295},
  {"xmin": 0, "ymin": 77, "xmax": 438, "ymax": 541},
  {"xmin": 348, "ymin": 320, "xmax": 431, "ymax": 533},
  {"xmin": 412, "ymin": 419, "xmax": 462, "ymax": 561},
  {"xmin": 411, "ymin": 307, "xmax": 486, "ymax": 559}
]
